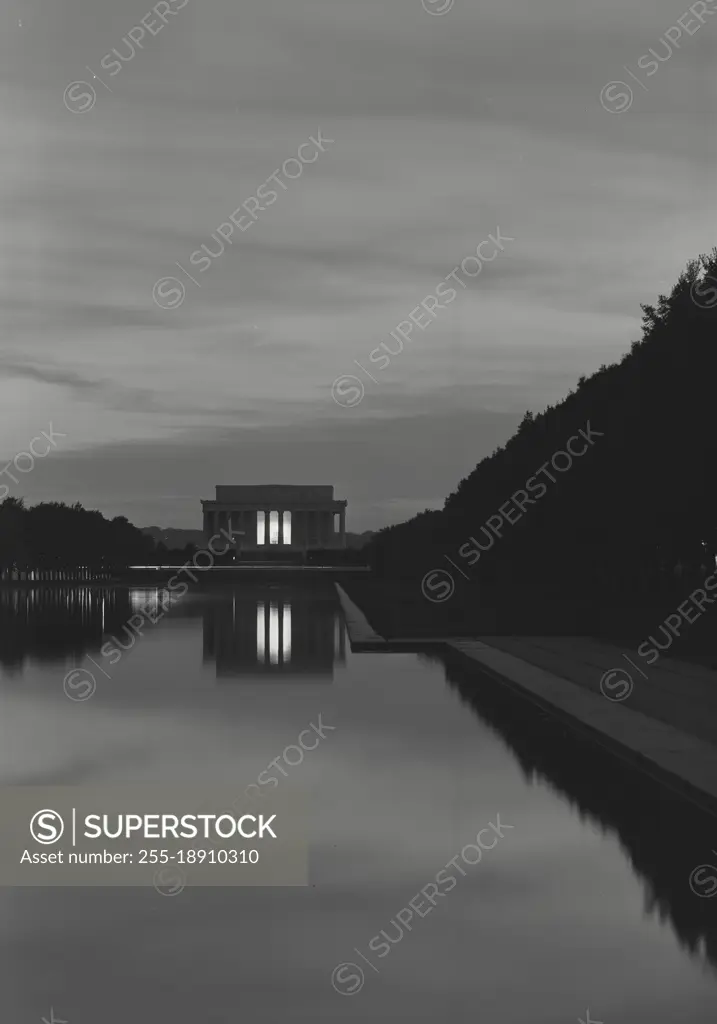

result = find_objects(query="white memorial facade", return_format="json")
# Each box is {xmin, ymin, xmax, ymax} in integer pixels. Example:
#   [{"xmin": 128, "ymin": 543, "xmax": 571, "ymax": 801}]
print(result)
[{"xmin": 201, "ymin": 485, "xmax": 347, "ymax": 552}]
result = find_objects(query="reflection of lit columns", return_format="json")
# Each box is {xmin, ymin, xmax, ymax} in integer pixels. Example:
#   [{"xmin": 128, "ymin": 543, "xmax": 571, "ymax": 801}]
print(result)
[
  {"xmin": 269, "ymin": 601, "xmax": 279, "ymax": 662},
  {"xmin": 256, "ymin": 601, "xmax": 292, "ymax": 665},
  {"xmin": 283, "ymin": 604, "xmax": 291, "ymax": 662}
]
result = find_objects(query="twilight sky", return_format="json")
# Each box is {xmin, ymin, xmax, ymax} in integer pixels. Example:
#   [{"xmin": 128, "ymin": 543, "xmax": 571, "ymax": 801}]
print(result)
[{"xmin": 1, "ymin": 0, "xmax": 715, "ymax": 530}]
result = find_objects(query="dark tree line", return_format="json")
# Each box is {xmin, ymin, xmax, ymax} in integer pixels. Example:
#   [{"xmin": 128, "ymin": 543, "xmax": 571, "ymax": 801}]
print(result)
[
  {"xmin": 369, "ymin": 251, "xmax": 717, "ymax": 613},
  {"xmin": 0, "ymin": 498, "xmax": 158, "ymax": 578}
]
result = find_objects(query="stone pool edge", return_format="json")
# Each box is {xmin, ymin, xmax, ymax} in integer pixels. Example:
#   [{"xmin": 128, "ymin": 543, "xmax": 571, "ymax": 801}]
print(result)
[{"xmin": 334, "ymin": 585, "xmax": 717, "ymax": 819}]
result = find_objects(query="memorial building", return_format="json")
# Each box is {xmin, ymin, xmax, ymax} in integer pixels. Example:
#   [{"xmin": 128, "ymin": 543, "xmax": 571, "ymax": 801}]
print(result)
[{"xmin": 201, "ymin": 485, "xmax": 347, "ymax": 553}]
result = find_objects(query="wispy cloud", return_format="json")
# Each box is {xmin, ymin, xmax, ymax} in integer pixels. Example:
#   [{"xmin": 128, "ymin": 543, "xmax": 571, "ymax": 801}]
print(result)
[{"xmin": 0, "ymin": 0, "xmax": 712, "ymax": 527}]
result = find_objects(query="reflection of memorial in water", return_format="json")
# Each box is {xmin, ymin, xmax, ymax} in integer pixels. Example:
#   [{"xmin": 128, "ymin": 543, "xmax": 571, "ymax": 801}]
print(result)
[{"xmin": 202, "ymin": 585, "xmax": 346, "ymax": 679}]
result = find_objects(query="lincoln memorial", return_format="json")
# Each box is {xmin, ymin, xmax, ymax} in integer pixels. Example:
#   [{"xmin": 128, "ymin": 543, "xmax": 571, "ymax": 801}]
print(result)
[{"xmin": 201, "ymin": 485, "xmax": 347, "ymax": 552}]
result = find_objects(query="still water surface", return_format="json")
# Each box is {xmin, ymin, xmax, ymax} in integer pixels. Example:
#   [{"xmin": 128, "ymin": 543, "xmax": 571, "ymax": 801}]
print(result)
[{"xmin": 0, "ymin": 583, "xmax": 715, "ymax": 1023}]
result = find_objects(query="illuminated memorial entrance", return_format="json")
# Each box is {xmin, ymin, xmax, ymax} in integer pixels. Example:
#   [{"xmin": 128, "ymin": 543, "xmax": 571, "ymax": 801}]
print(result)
[{"xmin": 201, "ymin": 485, "xmax": 347, "ymax": 554}]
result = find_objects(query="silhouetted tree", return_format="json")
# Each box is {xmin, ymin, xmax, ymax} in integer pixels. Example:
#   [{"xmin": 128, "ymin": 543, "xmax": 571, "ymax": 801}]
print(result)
[
  {"xmin": 369, "ymin": 250, "xmax": 717, "ymax": 617},
  {"xmin": 0, "ymin": 499, "xmax": 156, "ymax": 578}
]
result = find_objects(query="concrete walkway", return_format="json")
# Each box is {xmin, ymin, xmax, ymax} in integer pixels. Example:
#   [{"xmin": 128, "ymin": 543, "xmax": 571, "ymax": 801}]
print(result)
[
  {"xmin": 335, "ymin": 584, "xmax": 717, "ymax": 816},
  {"xmin": 472, "ymin": 635, "xmax": 717, "ymax": 748}
]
